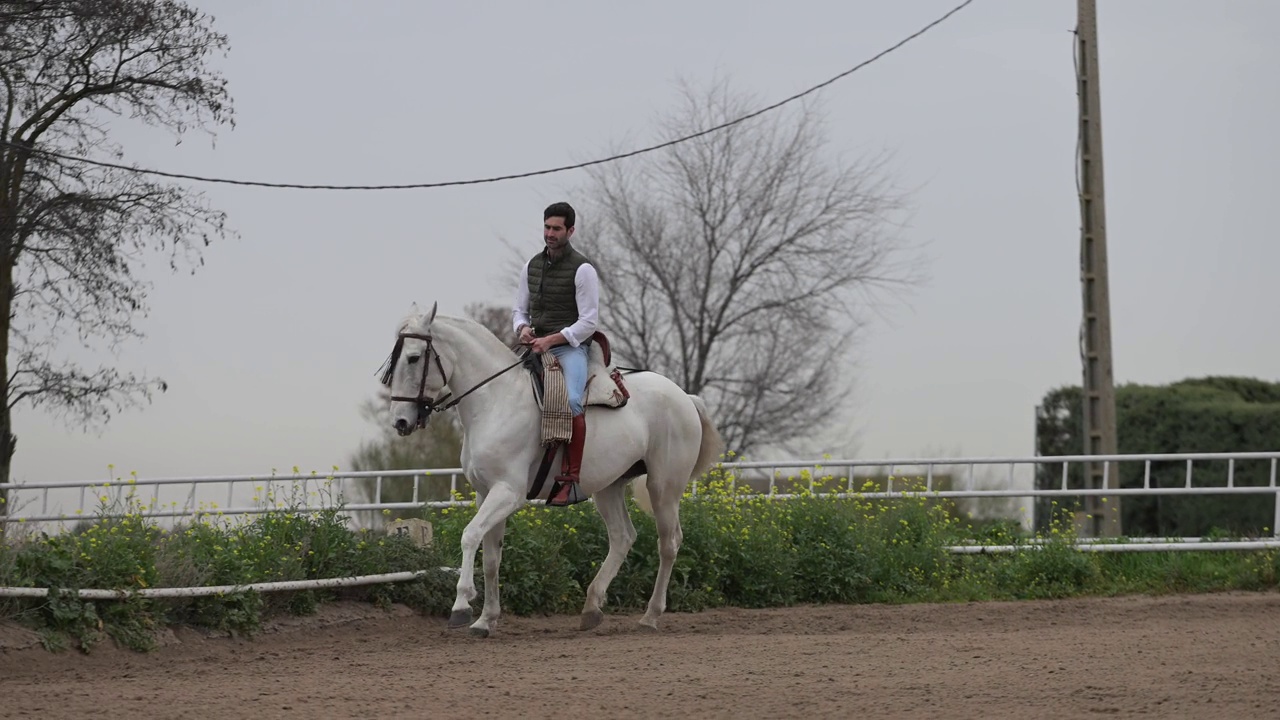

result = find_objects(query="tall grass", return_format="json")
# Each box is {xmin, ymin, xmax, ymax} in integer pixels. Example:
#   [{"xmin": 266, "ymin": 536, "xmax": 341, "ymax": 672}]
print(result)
[
  {"xmin": 1, "ymin": 463, "xmax": 1276, "ymax": 654},
  {"xmin": 424, "ymin": 465, "xmax": 1279, "ymax": 615},
  {"xmin": 0, "ymin": 480, "xmax": 455, "ymax": 653}
]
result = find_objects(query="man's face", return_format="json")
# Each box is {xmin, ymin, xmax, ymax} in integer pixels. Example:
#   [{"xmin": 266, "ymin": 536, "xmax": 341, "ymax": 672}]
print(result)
[{"xmin": 543, "ymin": 215, "xmax": 574, "ymax": 253}]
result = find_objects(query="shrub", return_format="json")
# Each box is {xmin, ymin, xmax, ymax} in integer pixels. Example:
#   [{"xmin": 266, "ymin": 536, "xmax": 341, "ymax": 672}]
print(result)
[
  {"xmin": 2, "ymin": 463, "xmax": 1277, "ymax": 654},
  {"xmin": 0, "ymin": 481, "xmax": 456, "ymax": 652}
]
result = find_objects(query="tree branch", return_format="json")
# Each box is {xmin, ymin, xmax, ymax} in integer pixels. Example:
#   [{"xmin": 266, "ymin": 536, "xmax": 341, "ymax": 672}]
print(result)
[
  {"xmin": 0, "ymin": 0, "xmax": 236, "ymax": 471},
  {"xmin": 576, "ymin": 75, "xmax": 921, "ymax": 454}
]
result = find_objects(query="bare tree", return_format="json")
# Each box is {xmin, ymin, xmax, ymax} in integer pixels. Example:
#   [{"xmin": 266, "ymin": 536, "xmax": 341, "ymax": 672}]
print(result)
[
  {"xmin": 0, "ymin": 0, "xmax": 235, "ymax": 507},
  {"xmin": 573, "ymin": 76, "xmax": 921, "ymax": 456}
]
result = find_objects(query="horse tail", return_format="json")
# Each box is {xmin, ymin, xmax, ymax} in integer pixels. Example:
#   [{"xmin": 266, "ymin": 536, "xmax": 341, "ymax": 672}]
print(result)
[
  {"xmin": 632, "ymin": 393, "xmax": 725, "ymax": 516},
  {"xmin": 688, "ymin": 394, "xmax": 726, "ymax": 482}
]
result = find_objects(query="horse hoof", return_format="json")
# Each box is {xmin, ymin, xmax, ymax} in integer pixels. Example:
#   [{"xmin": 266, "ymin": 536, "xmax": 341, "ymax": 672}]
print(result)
[
  {"xmin": 637, "ymin": 619, "xmax": 659, "ymax": 633},
  {"xmin": 448, "ymin": 609, "xmax": 472, "ymax": 628},
  {"xmin": 469, "ymin": 626, "xmax": 490, "ymax": 639},
  {"xmin": 580, "ymin": 609, "xmax": 605, "ymax": 631}
]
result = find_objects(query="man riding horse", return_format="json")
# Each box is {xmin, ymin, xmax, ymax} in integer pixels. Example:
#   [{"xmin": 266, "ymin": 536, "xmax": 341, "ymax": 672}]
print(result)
[{"xmin": 512, "ymin": 201, "xmax": 598, "ymax": 506}]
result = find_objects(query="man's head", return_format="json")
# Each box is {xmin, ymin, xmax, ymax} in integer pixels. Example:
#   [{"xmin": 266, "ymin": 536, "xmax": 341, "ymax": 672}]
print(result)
[{"xmin": 543, "ymin": 201, "xmax": 576, "ymax": 255}]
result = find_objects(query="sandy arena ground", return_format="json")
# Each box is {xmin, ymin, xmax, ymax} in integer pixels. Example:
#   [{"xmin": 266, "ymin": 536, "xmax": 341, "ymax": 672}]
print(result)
[{"xmin": 1, "ymin": 591, "xmax": 1278, "ymax": 719}]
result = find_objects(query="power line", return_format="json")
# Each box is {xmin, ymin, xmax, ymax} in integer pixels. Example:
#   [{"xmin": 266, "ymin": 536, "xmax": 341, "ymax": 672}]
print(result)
[{"xmin": 5, "ymin": 0, "xmax": 975, "ymax": 191}]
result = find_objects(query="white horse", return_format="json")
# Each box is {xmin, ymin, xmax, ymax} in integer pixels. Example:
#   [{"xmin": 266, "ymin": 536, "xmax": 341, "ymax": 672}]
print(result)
[{"xmin": 381, "ymin": 302, "xmax": 725, "ymax": 637}]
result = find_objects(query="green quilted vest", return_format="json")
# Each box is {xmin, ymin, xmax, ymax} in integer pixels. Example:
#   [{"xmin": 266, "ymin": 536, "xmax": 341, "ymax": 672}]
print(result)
[{"xmin": 527, "ymin": 244, "xmax": 591, "ymax": 337}]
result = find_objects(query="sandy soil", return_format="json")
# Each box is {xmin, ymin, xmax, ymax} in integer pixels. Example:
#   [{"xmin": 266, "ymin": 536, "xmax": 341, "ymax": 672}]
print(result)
[{"xmin": 1, "ymin": 591, "xmax": 1278, "ymax": 719}]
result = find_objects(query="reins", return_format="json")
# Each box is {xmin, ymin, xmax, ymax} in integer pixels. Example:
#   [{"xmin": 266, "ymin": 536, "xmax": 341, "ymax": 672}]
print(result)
[{"xmin": 432, "ymin": 353, "xmax": 529, "ymax": 413}]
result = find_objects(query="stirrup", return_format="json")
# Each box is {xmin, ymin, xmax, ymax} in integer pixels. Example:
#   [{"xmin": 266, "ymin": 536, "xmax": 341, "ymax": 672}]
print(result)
[{"xmin": 546, "ymin": 479, "xmax": 589, "ymax": 507}]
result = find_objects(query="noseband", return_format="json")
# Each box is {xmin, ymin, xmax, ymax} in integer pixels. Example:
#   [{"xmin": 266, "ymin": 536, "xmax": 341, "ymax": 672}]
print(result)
[{"xmin": 380, "ymin": 332, "xmax": 452, "ymax": 428}]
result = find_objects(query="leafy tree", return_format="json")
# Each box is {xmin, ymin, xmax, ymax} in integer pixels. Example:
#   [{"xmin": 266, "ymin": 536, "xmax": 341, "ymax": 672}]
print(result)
[
  {"xmin": 1034, "ymin": 376, "xmax": 1280, "ymax": 536},
  {"xmin": 0, "ymin": 0, "xmax": 235, "ymax": 512},
  {"xmin": 570, "ymin": 75, "xmax": 921, "ymax": 456}
]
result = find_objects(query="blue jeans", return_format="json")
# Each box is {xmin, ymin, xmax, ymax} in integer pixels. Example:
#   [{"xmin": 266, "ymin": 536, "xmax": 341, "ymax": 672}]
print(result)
[{"xmin": 548, "ymin": 343, "xmax": 588, "ymax": 416}]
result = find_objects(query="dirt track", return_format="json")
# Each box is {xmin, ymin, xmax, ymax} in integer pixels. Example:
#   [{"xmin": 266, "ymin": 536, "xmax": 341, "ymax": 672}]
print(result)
[{"xmin": 2, "ymin": 591, "xmax": 1278, "ymax": 719}]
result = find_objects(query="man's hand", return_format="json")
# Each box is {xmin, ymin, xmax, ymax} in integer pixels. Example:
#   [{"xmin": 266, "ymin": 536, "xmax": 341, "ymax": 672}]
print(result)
[
  {"xmin": 530, "ymin": 333, "xmax": 565, "ymax": 354},
  {"xmin": 518, "ymin": 325, "xmax": 535, "ymax": 345}
]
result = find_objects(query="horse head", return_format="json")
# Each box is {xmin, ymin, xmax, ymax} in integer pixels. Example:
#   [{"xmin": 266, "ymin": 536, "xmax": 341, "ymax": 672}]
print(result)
[{"xmin": 381, "ymin": 301, "xmax": 450, "ymax": 436}]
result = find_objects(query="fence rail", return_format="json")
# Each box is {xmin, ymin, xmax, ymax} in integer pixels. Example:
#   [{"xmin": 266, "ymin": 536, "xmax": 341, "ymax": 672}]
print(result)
[{"xmin": 3, "ymin": 451, "xmax": 1278, "ymax": 548}]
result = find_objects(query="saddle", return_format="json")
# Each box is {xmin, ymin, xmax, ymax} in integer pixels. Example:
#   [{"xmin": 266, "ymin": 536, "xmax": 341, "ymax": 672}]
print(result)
[
  {"xmin": 521, "ymin": 331, "xmax": 638, "ymax": 503},
  {"xmin": 522, "ymin": 331, "xmax": 632, "ymax": 424}
]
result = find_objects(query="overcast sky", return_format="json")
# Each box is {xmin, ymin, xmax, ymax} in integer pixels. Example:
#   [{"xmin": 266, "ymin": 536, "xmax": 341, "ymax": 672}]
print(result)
[{"xmin": 9, "ymin": 1, "xmax": 1278, "ymax": 512}]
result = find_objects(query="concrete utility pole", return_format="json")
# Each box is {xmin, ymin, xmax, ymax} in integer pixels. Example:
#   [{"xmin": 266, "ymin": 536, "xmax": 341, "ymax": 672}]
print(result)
[{"xmin": 1075, "ymin": 0, "xmax": 1121, "ymax": 537}]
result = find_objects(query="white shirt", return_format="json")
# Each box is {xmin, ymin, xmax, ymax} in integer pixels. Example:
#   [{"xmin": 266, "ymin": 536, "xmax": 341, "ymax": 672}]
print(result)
[{"xmin": 511, "ymin": 258, "xmax": 600, "ymax": 347}]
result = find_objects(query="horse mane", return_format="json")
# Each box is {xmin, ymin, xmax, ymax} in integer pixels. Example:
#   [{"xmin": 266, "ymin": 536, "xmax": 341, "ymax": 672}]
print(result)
[
  {"xmin": 393, "ymin": 308, "xmax": 519, "ymax": 362},
  {"xmin": 383, "ymin": 308, "xmax": 519, "ymax": 385},
  {"xmin": 433, "ymin": 314, "xmax": 522, "ymax": 361},
  {"xmin": 395, "ymin": 307, "xmax": 429, "ymax": 336}
]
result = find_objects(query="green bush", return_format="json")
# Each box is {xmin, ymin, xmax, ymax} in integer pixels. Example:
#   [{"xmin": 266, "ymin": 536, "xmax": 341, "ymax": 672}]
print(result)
[
  {"xmin": 1035, "ymin": 376, "xmax": 1280, "ymax": 536},
  {"xmin": 0, "ymin": 482, "xmax": 456, "ymax": 652},
  {"xmin": 425, "ymin": 464, "xmax": 1280, "ymax": 617},
  {"xmin": 2, "ymin": 463, "xmax": 1278, "ymax": 654}
]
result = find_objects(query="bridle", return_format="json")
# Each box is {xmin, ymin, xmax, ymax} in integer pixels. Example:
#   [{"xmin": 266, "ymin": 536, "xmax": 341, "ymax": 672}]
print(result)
[
  {"xmin": 380, "ymin": 332, "xmax": 450, "ymax": 428},
  {"xmin": 379, "ymin": 330, "xmax": 528, "ymax": 429}
]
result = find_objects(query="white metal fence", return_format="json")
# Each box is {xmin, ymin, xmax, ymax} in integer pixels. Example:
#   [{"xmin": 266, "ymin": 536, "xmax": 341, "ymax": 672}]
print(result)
[{"xmin": 2, "ymin": 451, "xmax": 1279, "ymax": 551}]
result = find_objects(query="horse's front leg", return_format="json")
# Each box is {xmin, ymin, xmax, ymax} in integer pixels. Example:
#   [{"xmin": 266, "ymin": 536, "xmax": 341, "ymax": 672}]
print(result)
[
  {"xmin": 449, "ymin": 484, "xmax": 523, "ymax": 634},
  {"xmin": 469, "ymin": 518, "xmax": 508, "ymax": 638}
]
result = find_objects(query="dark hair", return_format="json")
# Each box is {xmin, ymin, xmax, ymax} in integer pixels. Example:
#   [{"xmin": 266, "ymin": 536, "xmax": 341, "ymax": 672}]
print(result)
[{"xmin": 543, "ymin": 201, "xmax": 576, "ymax": 228}]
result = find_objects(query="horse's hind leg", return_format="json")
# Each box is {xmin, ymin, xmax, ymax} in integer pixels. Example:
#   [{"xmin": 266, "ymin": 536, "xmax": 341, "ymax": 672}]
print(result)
[
  {"xmin": 639, "ymin": 478, "xmax": 683, "ymax": 631},
  {"xmin": 579, "ymin": 482, "xmax": 636, "ymax": 631}
]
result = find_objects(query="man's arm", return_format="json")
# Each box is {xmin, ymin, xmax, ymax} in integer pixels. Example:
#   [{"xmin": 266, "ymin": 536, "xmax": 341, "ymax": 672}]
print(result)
[
  {"xmin": 557, "ymin": 263, "xmax": 599, "ymax": 347},
  {"xmin": 512, "ymin": 260, "xmax": 532, "ymax": 336}
]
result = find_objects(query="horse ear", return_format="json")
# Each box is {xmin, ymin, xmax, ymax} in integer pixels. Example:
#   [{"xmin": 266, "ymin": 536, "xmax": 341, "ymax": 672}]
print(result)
[{"xmin": 427, "ymin": 301, "xmax": 438, "ymax": 326}]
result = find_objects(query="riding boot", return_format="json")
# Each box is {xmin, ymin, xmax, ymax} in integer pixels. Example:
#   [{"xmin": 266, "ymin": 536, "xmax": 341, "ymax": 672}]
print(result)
[{"xmin": 548, "ymin": 414, "xmax": 588, "ymax": 506}]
